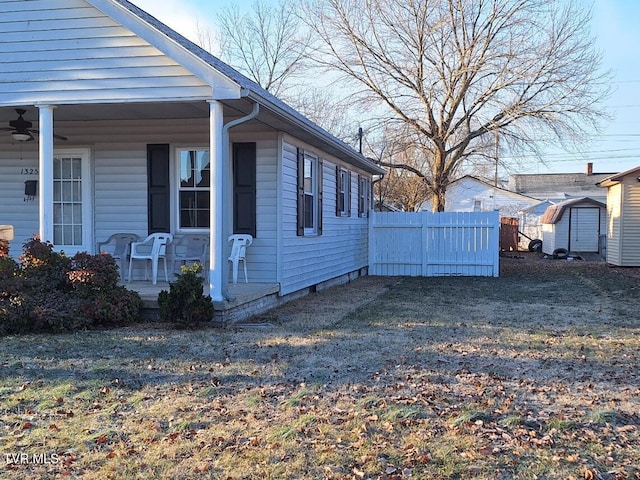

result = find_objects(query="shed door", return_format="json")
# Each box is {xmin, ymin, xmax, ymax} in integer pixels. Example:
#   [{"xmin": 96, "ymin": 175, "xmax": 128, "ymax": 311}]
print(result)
[{"xmin": 569, "ymin": 207, "xmax": 600, "ymax": 252}]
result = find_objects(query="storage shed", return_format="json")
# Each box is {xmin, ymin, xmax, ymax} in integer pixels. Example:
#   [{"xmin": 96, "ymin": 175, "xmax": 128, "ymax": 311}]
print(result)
[
  {"xmin": 597, "ymin": 166, "xmax": 640, "ymax": 266},
  {"xmin": 540, "ymin": 197, "xmax": 606, "ymax": 255}
]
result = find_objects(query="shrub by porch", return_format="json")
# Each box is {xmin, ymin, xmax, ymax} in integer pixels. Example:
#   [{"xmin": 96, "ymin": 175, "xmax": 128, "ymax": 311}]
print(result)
[{"xmin": 0, "ymin": 237, "xmax": 141, "ymax": 334}]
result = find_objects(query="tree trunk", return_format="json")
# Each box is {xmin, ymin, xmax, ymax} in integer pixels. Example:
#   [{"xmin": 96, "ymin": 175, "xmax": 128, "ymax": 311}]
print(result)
[{"xmin": 431, "ymin": 186, "xmax": 446, "ymax": 212}]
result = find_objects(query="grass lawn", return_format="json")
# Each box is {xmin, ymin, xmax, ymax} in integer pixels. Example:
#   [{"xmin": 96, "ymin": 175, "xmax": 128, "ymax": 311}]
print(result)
[{"xmin": 1, "ymin": 255, "xmax": 639, "ymax": 479}]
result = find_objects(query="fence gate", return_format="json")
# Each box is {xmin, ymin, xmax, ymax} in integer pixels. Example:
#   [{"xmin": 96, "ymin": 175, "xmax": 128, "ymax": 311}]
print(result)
[
  {"xmin": 368, "ymin": 211, "xmax": 500, "ymax": 277},
  {"xmin": 500, "ymin": 217, "xmax": 519, "ymax": 252}
]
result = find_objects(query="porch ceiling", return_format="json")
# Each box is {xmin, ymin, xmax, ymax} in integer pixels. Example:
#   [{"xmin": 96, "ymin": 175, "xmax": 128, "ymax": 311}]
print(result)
[
  {"xmin": 0, "ymin": 102, "xmax": 212, "ymax": 123},
  {"xmin": 0, "ymin": 98, "xmax": 314, "ymax": 130},
  {"xmin": 0, "ymin": 100, "xmax": 376, "ymax": 172}
]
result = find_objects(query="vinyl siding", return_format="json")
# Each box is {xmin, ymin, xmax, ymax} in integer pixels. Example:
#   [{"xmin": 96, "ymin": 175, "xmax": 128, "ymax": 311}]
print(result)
[
  {"xmin": 229, "ymin": 131, "xmax": 279, "ymax": 283},
  {"xmin": 445, "ymin": 178, "xmax": 538, "ymax": 217},
  {"xmin": 606, "ymin": 184, "xmax": 622, "ymax": 265},
  {"xmin": 0, "ymin": 0, "xmax": 213, "ymax": 106},
  {"xmin": 620, "ymin": 177, "xmax": 640, "ymax": 266},
  {"xmin": 0, "ymin": 146, "xmax": 40, "ymax": 255},
  {"xmin": 541, "ymin": 223, "xmax": 556, "ymax": 255},
  {"xmin": 280, "ymin": 135, "xmax": 370, "ymax": 295},
  {"xmin": 0, "ymin": 118, "xmax": 280, "ymax": 283}
]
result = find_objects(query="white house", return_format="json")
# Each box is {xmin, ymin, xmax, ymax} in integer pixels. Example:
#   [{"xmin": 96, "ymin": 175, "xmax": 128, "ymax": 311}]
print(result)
[
  {"xmin": 418, "ymin": 175, "xmax": 540, "ymax": 249},
  {"xmin": 0, "ymin": 0, "xmax": 384, "ymax": 319},
  {"xmin": 597, "ymin": 166, "xmax": 640, "ymax": 266},
  {"xmin": 517, "ymin": 199, "xmax": 555, "ymax": 248},
  {"xmin": 418, "ymin": 175, "xmax": 539, "ymax": 215}
]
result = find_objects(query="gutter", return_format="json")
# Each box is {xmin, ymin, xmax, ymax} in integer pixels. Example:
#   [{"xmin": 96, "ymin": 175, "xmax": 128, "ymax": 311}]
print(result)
[
  {"xmin": 221, "ymin": 101, "xmax": 260, "ymax": 302},
  {"xmin": 243, "ymin": 91, "xmax": 385, "ymax": 176}
]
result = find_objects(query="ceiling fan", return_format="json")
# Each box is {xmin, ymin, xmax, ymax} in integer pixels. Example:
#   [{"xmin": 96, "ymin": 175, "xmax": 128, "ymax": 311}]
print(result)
[{"xmin": 1, "ymin": 108, "xmax": 68, "ymax": 142}]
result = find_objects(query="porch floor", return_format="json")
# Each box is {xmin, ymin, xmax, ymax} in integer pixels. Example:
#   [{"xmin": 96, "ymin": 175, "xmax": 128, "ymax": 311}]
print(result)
[{"xmin": 124, "ymin": 280, "xmax": 281, "ymax": 325}]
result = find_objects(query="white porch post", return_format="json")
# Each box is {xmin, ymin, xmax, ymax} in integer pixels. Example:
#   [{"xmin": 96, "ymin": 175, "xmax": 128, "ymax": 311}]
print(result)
[
  {"xmin": 208, "ymin": 100, "xmax": 225, "ymax": 301},
  {"xmin": 38, "ymin": 105, "xmax": 55, "ymax": 244}
]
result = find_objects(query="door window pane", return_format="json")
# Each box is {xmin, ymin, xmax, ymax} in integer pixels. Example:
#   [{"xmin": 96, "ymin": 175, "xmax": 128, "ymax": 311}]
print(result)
[{"xmin": 53, "ymin": 157, "xmax": 83, "ymax": 246}]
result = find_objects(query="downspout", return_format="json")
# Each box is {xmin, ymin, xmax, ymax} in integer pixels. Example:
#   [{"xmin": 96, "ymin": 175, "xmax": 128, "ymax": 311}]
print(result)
[
  {"xmin": 220, "ymin": 101, "xmax": 260, "ymax": 301},
  {"xmin": 371, "ymin": 173, "xmax": 385, "ymax": 212}
]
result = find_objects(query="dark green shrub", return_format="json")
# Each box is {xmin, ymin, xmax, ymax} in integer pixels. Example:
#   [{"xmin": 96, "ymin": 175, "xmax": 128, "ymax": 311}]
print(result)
[
  {"xmin": 158, "ymin": 263, "xmax": 214, "ymax": 327},
  {"xmin": 0, "ymin": 237, "xmax": 141, "ymax": 334}
]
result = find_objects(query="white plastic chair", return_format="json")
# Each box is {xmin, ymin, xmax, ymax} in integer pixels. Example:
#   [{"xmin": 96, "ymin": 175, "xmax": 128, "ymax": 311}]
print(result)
[
  {"xmin": 228, "ymin": 234, "xmax": 253, "ymax": 284},
  {"xmin": 173, "ymin": 234, "xmax": 209, "ymax": 274},
  {"xmin": 127, "ymin": 233, "xmax": 173, "ymax": 284},
  {"xmin": 97, "ymin": 233, "xmax": 140, "ymax": 281}
]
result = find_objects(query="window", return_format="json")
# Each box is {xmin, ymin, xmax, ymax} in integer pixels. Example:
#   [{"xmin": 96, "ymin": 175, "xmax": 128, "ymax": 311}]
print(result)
[
  {"xmin": 304, "ymin": 156, "xmax": 316, "ymax": 229},
  {"xmin": 178, "ymin": 149, "xmax": 210, "ymax": 229},
  {"xmin": 358, "ymin": 175, "xmax": 370, "ymax": 217},
  {"xmin": 297, "ymin": 148, "xmax": 323, "ymax": 235},
  {"xmin": 336, "ymin": 167, "xmax": 351, "ymax": 217},
  {"xmin": 473, "ymin": 199, "xmax": 482, "ymax": 212},
  {"xmin": 53, "ymin": 156, "xmax": 83, "ymax": 246}
]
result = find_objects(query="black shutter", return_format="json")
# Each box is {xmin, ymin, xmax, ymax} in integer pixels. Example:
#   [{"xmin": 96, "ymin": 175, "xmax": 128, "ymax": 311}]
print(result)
[
  {"xmin": 233, "ymin": 142, "xmax": 257, "ymax": 237},
  {"xmin": 296, "ymin": 148, "xmax": 305, "ymax": 236},
  {"xmin": 317, "ymin": 158, "xmax": 323, "ymax": 235},
  {"xmin": 335, "ymin": 165, "xmax": 342, "ymax": 216},
  {"xmin": 147, "ymin": 144, "xmax": 170, "ymax": 234},
  {"xmin": 358, "ymin": 174, "xmax": 363, "ymax": 216},
  {"xmin": 347, "ymin": 171, "xmax": 352, "ymax": 217}
]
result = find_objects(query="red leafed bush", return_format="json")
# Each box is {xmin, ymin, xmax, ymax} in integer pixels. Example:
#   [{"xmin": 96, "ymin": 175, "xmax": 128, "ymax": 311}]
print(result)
[{"xmin": 0, "ymin": 236, "xmax": 141, "ymax": 335}]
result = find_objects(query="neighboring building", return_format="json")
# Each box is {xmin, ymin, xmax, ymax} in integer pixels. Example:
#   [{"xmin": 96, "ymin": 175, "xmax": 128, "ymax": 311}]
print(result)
[
  {"xmin": 517, "ymin": 200, "xmax": 555, "ymax": 248},
  {"xmin": 597, "ymin": 166, "xmax": 640, "ymax": 266},
  {"xmin": 540, "ymin": 197, "xmax": 607, "ymax": 255},
  {"xmin": 417, "ymin": 175, "xmax": 540, "ymax": 249},
  {"xmin": 508, "ymin": 163, "xmax": 614, "ymax": 204},
  {"xmin": 0, "ymin": 0, "xmax": 384, "ymax": 315},
  {"xmin": 418, "ymin": 175, "xmax": 539, "ymax": 216},
  {"xmin": 374, "ymin": 200, "xmax": 403, "ymax": 212}
]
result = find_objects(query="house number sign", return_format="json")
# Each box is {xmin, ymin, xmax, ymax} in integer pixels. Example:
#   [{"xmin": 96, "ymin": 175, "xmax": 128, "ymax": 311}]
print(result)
[{"xmin": 20, "ymin": 168, "xmax": 39, "ymax": 175}]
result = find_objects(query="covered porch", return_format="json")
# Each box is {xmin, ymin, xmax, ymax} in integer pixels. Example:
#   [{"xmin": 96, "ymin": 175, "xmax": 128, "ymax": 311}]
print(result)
[{"xmin": 127, "ymin": 279, "xmax": 280, "ymax": 325}]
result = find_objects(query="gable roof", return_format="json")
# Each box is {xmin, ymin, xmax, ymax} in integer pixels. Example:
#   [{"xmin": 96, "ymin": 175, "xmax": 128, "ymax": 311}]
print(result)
[
  {"xmin": 518, "ymin": 199, "xmax": 555, "ymax": 215},
  {"xmin": 597, "ymin": 165, "xmax": 640, "ymax": 188},
  {"xmin": 540, "ymin": 197, "xmax": 605, "ymax": 224},
  {"xmin": 508, "ymin": 170, "xmax": 615, "ymax": 200},
  {"xmin": 88, "ymin": 0, "xmax": 384, "ymax": 175},
  {"xmin": 451, "ymin": 175, "xmax": 539, "ymax": 201}
]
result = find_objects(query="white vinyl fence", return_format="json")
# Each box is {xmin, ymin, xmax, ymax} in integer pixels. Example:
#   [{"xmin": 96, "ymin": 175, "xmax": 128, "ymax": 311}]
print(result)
[{"xmin": 368, "ymin": 211, "xmax": 500, "ymax": 277}]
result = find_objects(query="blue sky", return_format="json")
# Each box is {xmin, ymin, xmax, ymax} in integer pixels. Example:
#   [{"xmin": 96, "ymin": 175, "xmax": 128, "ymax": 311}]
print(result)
[{"xmin": 130, "ymin": 0, "xmax": 640, "ymax": 175}]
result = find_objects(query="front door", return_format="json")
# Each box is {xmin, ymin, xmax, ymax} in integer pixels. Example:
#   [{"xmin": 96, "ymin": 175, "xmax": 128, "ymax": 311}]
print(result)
[{"xmin": 52, "ymin": 148, "xmax": 92, "ymax": 255}]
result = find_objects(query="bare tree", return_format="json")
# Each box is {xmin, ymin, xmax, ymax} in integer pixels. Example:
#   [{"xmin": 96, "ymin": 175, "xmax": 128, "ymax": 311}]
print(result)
[
  {"xmin": 195, "ymin": 19, "xmax": 217, "ymax": 53},
  {"xmin": 289, "ymin": 86, "xmax": 373, "ymax": 146},
  {"xmin": 303, "ymin": 0, "xmax": 610, "ymax": 211},
  {"xmin": 215, "ymin": 0, "xmax": 313, "ymax": 98},
  {"xmin": 366, "ymin": 125, "xmax": 432, "ymax": 211},
  {"xmin": 375, "ymin": 166, "xmax": 432, "ymax": 212}
]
